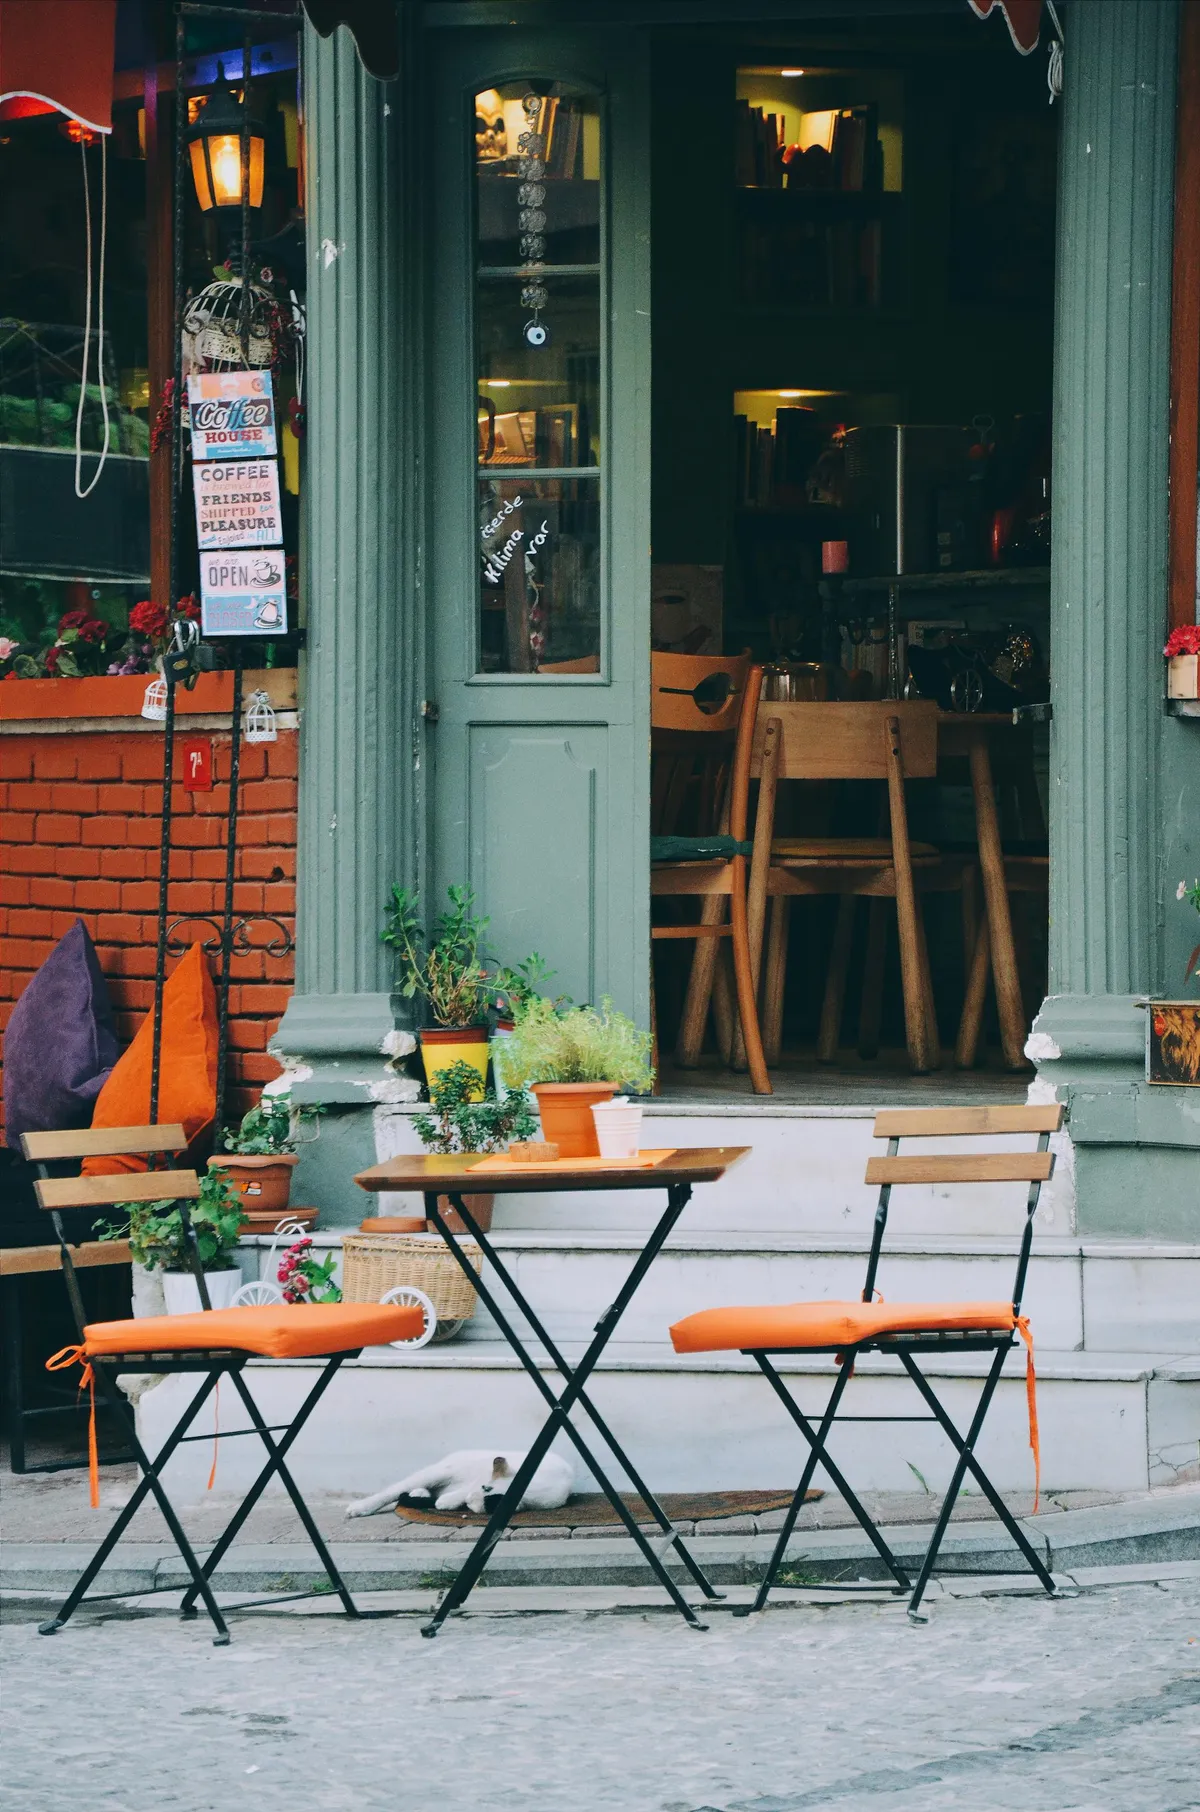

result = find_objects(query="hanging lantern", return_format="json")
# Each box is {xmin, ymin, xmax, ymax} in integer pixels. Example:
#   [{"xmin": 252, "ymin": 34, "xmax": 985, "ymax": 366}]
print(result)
[
  {"xmin": 187, "ymin": 88, "xmax": 265, "ymax": 212},
  {"xmin": 141, "ymin": 674, "xmax": 168, "ymax": 721},
  {"xmin": 243, "ymin": 688, "xmax": 277, "ymax": 743}
]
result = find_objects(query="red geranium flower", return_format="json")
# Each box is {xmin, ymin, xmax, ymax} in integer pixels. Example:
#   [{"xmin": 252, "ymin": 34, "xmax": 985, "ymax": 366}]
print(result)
[
  {"xmin": 1164, "ymin": 625, "xmax": 1200, "ymax": 658},
  {"xmin": 43, "ymin": 645, "xmax": 60, "ymax": 675},
  {"xmin": 129, "ymin": 598, "xmax": 169, "ymax": 640}
]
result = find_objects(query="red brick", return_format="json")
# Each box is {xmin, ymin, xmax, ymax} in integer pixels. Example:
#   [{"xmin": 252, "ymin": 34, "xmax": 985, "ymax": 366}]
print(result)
[
  {"xmin": 0, "ymin": 937, "xmax": 53, "ymax": 968},
  {"xmin": 99, "ymin": 847, "xmax": 148, "ymax": 880},
  {"xmin": 173, "ymin": 817, "xmax": 223, "ymax": 848},
  {"xmin": 235, "ymin": 815, "xmax": 270, "ymax": 847},
  {"xmin": 26, "ymin": 877, "xmax": 73, "ymax": 909},
  {"xmin": 192, "ymin": 785, "xmax": 231, "ymax": 817},
  {"xmin": 73, "ymin": 879, "xmax": 123, "ymax": 911},
  {"xmin": 34, "ymin": 813, "xmax": 82, "ymax": 843},
  {"xmin": 74, "ymin": 742, "xmax": 124, "ymax": 782},
  {"xmin": 125, "ymin": 817, "xmax": 162, "ymax": 847},
  {"xmin": 32, "ymin": 745, "xmax": 77, "ymax": 780},
  {"xmin": 8, "ymin": 907, "xmax": 57, "ymax": 937},
  {"xmin": 0, "ymin": 874, "xmax": 30, "ymax": 906},
  {"xmin": 50, "ymin": 782, "xmax": 99, "ymax": 812},
  {"xmin": 95, "ymin": 783, "xmax": 145, "ymax": 812},
  {"xmin": 190, "ymin": 850, "xmax": 227, "ymax": 880},
  {"xmin": 0, "ymin": 812, "xmax": 34, "ymax": 842},
  {"xmin": 238, "ymin": 1052, "xmax": 285, "ymax": 1085},
  {"xmin": 120, "ymin": 742, "xmax": 169, "ymax": 781},
  {"xmin": 101, "ymin": 909, "xmax": 152, "ymax": 942},
  {"xmin": 229, "ymin": 982, "xmax": 293, "ymax": 1016},
  {"xmin": 80, "ymin": 814, "xmax": 129, "ymax": 847},
  {"xmin": 98, "ymin": 943, "xmax": 157, "ymax": 979},
  {"xmin": 7, "ymin": 782, "xmax": 54, "ymax": 811},
  {"xmin": 231, "ymin": 882, "xmax": 264, "ymax": 913},
  {"xmin": 266, "ymin": 814, "xmax": 296, "ymax": 845},
  {"xmin": 0, "ymin": 747, "xmax": 33, "ymax": 781},
  {"xmin": 167, "ymin": 850, "xmax": 193, "ymax": 881},
  {"xmin": 226, "ymin": 1019, "xmax": 270, "ymax": 1051},
  {"xmin": 267, "ymin": 737, "xmax": 298, "ymax": 779},
  {"xmin": 164, "ymin": 881, "xmax": 216, "ymax": 913},
  {"xmin": 240, "ymin": 847, "xmax": 295, "ymax": 880},
  {"xmin": 261, "ymin": 884, "xmax": 295, "ymax": 916},
  {"xmin": 49, "ymin": 910, "xmax": 84, "ymax": 938},
  {"xmin": 53, "ymin": 848, "xmax": 100, "ymax": 877},
  {"xmin": 5, "ymin": 845, "xmax": 46, "ymax": 874},
  {"xmin": 123, "ymin": 881, "xmax": 171, "ymax": 911},
  {"xmin": 240, "ymin": 778, "xmax": 297, "ymax": 813},
  {"xmin": 167, "ymin": 786, "xmax": 196, "ymax": 816}
]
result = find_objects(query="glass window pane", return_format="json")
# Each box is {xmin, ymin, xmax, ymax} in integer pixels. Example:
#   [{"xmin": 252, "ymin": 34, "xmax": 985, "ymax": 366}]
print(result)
[
  {"xmin": 475, "ymin": 83, "xmax": 602, "ymax": 675},
  {"xmin": 477, "ymin": 278, "xmax": 600, "ymax": 471},
  {"xmin": 478, "ymin": 476, "xmax": 600, "ymax": 674}
]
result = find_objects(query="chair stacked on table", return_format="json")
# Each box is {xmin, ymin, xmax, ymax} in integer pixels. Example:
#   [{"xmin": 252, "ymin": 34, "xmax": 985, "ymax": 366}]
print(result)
[{"xmin": 21, "ymin": 1122, "xmax": 421, "ymax": 1644}]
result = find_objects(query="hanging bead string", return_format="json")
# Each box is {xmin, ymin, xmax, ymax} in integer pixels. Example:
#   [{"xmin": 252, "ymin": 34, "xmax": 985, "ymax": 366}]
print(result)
[{"xmin": 518, "ymin": 92, "xmax": 549, "ymax": 345}]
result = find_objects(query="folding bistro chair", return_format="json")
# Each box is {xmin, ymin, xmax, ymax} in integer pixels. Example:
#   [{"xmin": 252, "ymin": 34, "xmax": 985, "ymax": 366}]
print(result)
[
  {"xmin": 669, "ymin": 1103, "xmax": 1065, "ymax": 1621},
  {"xmin": 21, "ymin": 1123, "xmax": 421, "ymax": 1644}
]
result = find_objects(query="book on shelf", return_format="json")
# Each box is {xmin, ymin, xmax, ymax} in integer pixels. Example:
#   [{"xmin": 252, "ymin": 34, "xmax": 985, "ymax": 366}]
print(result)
[
  {"xmin": 830, "ymin": 106, "xmax": 883, "ymax": 193},
  {"xmin": 735, "ymin": 99, "xmax": 784, "ymax": 188}
]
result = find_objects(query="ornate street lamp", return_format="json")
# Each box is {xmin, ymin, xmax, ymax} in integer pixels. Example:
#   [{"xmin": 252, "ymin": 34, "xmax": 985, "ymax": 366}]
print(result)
[{"xmin": 187, "ymin": 87, "xmax": 264, "ymax": 212}]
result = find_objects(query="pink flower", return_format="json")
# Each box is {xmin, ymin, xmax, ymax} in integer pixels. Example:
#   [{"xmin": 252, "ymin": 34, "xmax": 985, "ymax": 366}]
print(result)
[{"xmin": 0, "ymin": 637, "xmax": 14, "ymax": 662}]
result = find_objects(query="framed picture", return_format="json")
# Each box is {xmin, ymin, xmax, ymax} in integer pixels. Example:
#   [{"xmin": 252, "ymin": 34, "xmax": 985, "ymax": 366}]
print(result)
[{"xmin": 1146, "ymin": 1001, "xmax": 1200, "ymax": 1086}]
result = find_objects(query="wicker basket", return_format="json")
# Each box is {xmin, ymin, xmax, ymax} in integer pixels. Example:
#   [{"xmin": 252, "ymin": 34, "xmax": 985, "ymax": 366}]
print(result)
[{"xmin": 340, "ymin": 1232, "xmax": 482, "ymax": 1326}]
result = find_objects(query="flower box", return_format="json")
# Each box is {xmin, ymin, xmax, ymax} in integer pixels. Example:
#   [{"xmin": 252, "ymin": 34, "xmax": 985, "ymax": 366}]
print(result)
[
  {"xmin": 0, "ymin": 669, "xmax": 296, "ymax": 722},
  {"xmin": 1167, "ymin": 654, "xmax": 1199, "ymax": 700}
]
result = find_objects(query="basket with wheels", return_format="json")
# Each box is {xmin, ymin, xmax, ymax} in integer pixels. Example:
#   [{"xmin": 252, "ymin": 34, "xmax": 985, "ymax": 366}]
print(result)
[{"xmin": 340, "ymin": 1230, "xmax": 482, "ymax": 1344}]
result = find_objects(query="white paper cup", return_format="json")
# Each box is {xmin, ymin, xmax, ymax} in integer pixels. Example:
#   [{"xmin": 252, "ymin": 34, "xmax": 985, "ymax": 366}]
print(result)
[{"xmin": 591, "ymin": 1097, "xmax": 644, "ymax": 1159}]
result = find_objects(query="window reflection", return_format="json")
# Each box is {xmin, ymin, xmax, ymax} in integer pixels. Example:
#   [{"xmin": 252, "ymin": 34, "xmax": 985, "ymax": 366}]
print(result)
[{"xmin": 475, "ymin": 84, "xmax": 602, "ymax": 674}]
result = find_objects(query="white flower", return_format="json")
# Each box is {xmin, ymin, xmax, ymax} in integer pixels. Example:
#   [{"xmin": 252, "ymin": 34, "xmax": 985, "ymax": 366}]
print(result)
[
  {"xmin": 1179, "ymin": 881, "xmax": 1189, "ymax": 900},
  {"xmin": 0, "ymin": 637, "xmax": 14, "ymax": 661}
]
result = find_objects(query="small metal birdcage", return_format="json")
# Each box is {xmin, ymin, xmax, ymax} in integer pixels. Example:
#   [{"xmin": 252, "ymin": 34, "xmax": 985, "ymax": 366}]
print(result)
[
  {"xmin": 141, "ymin": 674, "xmax": 168, "ymax": 721},
  {"xmin": 243, "ymin": 688, "xmax": 277, "ymax": 742},
  {"xmin": 182, "ymin": 276, "xmax": 275, "ymax": 372}
]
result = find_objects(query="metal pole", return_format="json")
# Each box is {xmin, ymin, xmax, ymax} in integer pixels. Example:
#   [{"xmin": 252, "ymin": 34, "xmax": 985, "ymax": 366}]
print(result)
[
  {"xmin": 150, "ymin": 7, "xmax": 189, "ymax": 1124},
  {"xmin": 239, "ymin": 28, "xmax": 251, "ymax": 365},
  {"xmin": 213, "ymin": 649, "xmax": 244, "ymax": 1142}
]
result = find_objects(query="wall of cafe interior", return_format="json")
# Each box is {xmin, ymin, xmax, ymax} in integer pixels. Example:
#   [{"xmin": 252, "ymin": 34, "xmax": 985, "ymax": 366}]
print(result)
[{"xmin": 277, "ymin": 0, "xmax": 1200, "ymax": 1236}]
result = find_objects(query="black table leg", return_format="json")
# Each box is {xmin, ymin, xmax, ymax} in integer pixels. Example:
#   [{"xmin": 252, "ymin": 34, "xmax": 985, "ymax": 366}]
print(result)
[{"xmin": 419, "ymin": 1184, "xmax": 712, "ymax": 1635}]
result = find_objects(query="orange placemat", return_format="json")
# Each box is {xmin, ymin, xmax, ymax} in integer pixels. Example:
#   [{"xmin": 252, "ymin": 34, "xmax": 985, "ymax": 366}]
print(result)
[{"xmin": 470, "ymin": 1148, "xmax": 675, "ymax": 1176}]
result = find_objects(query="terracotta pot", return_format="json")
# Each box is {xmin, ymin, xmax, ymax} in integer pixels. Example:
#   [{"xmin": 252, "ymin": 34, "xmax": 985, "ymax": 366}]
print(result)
[
  {"xmin": 530, "ymin": 1082, "xmax": 619, "ymax": 1158},
  {"xmin": 419, "ymin": 1025, "xmax": 490, "ymax": 1097},
  {"xmin": 210, "ymin": 1153, "xmax": 298, "ymax": 1221},
  {"xmin": 435, "ymin": 1192, "xmax": 494, "ymax": 1234}
]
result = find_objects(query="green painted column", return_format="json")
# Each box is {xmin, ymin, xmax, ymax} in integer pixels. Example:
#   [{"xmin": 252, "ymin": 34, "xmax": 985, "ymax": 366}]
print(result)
[
  {"xmin": 1033, "ymin": 0, "xmax": 1200, "ymax": 1234},
  {"xmin": 275, "ymin": 22, "xmax": 424, "ymax": 1208}
]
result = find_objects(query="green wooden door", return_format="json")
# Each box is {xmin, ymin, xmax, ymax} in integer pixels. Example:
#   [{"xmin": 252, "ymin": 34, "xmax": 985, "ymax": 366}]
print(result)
[{"xmin": 427, "ymin": 28, "xmax": 650, "ymax": 1021}]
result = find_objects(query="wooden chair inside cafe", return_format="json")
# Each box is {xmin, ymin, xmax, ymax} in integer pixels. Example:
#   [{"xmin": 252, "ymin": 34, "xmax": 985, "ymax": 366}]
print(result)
[
  {"xmin": 745, "ymin": 699, "xmax": 960, "ymax": 1075},
  {"xmin": 649, "ymin": 651, "xmax": 773, "ymax": 1094}
]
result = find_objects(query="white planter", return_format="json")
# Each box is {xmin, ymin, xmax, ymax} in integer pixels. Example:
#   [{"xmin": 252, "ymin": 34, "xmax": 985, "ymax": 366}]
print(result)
[
  {"xmin": 590, "ymin": 1097, "xmax": 645, "ymax": 1158},
  {"xmin": 1167, "ymin": 654, "xmax": 1199, "ymax": 699},
  {"xmin": 161, "ymin": 1268, "xmax": 243, "ymax": 1315}
]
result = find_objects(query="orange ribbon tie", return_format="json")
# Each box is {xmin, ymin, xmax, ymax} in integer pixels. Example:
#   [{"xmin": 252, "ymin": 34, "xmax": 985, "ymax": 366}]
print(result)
[
  {"xmin": 1015, "ymin": 1316, "xmax": 1040, "ymax": 1513},
  {"xmin": 46, "ymin": 1344, "xmax": 99, "ymax": 1508}
]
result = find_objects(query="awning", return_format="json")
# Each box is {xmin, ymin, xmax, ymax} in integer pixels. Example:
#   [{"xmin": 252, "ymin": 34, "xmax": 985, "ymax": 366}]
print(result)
[
  {"xmin": 0, "ymin": 0, "xmax": 117, "ymax": 133},
  {"xmin": 967, "ymin": 0, "xmax": 1044, "ymax": 55}
]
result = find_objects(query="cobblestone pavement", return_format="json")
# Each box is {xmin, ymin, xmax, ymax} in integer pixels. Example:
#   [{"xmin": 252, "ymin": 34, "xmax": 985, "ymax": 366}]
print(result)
[{"xmin": 3, "ymin": 1578, "xmax": 1198, "ymax": 1812}]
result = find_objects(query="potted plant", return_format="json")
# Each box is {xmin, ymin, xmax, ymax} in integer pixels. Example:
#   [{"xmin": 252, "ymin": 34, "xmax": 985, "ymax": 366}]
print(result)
[
  {"xmin": 211, "ymin": 1091, "xmax": 319, "ymax": 1222},
  {"xmin": 413, "ymin": 1058, "xmax": 539, "ymax": 1231},
  {"xmin": 383, "ymin": 883, "xmax": 496, "ymax": 1095},
  {"xmin": 1165, "ymin": 625, "xmax": 1200, "ymax": 700},
  {"xmin": 1147, "ymin": 880, "xmax": 1200, "ymax": 1087},
  {"xmin": 276, "ymin": 1233, "xmax": 342, "ymax": 1303},
  {"xmin": 101, "ymin": 1169, "xmax": 245, "ymax": 1313},
  {"xmin": 495, "ymin": 997, "xmax": 654, "ymax": 1157}
]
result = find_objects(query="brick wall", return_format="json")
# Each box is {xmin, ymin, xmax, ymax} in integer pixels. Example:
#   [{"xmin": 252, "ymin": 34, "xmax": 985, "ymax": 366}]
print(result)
[{"xmin": 0, "ymin": 726, "xmax": 297, "ymax": 1134}]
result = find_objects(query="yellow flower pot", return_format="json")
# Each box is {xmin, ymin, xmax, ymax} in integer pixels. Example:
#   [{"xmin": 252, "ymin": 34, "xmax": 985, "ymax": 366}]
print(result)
[{"xmin": 419, "ymin": 1025, "xmax": 490, "ymax": 1098}]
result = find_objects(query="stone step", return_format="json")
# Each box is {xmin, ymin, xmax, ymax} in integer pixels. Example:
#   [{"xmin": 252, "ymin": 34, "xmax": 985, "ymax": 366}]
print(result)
[
  {"xmin": 138, "ymin": 1340, "xmax": 1200, "ymax": 1501},
  {"xmin": 368, "ymin": 1101, "xmax": 1079, "ymax": 1238},
  {"xmin": 240, "ymin": 1232, "xmax": 1200, "ymax": 1355}
]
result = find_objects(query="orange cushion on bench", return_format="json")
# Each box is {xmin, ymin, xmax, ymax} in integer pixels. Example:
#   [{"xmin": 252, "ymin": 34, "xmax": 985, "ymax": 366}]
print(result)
[
  {"xmin": 82, "ymin": 944, "xmax": 218, "ymax": 1175},
  {"xmin": 670, "ymin": 1299, "xmax": 1018, "ymax": 1354},
  {"xmin": 82, "ymin": 1301, "xmax": 422, "ymax": 1358}
]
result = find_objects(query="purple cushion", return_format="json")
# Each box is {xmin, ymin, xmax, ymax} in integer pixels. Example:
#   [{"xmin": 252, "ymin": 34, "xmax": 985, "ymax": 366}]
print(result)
[{"xmin": 4, "ymin": 919, "xmax": 118, "ymax": 1150}]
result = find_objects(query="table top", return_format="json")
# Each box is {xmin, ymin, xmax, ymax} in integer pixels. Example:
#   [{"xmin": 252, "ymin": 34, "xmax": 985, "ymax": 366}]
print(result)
[{"xmin": 353, "ymin": 1147, "xmax": 751, "ymax": 1196}]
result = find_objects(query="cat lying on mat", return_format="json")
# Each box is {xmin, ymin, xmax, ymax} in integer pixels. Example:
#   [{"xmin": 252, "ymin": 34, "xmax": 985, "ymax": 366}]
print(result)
[{"xmin": 346, "ymin": 1449, "xmax": 574, "ymax": 1518}]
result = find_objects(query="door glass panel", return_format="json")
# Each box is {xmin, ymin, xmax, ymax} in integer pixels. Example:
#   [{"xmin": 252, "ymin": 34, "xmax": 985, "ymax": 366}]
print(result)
[{"xmin": 475, "ymin": 83, "xmax": 602, "ymax": 674}]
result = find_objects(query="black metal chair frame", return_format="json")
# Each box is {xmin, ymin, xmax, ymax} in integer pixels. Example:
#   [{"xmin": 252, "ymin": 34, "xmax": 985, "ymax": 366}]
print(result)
[
  {"xmin": 26, "ymin": 1140, "xmax": 383, "ymax": 1646},
  {"xmin": 739, "ymin": 1126, "xmax": 1061, "ymax": 1623},
  {"xmin": 418, "ymin": 1184, "xmax": 725, "ymax": 1636}
]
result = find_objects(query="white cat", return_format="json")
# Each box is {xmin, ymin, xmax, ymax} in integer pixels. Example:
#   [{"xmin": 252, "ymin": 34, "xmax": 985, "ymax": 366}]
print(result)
[{"xmin": 346, "ymin": 1449, "xmax": 574, "ymax": 1519}]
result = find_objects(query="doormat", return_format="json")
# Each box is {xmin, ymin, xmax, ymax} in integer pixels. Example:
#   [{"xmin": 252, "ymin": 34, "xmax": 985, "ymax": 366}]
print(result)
[{"xmin": 395, "ymin": 1488, "xmax": 822, "ymax": 1528}]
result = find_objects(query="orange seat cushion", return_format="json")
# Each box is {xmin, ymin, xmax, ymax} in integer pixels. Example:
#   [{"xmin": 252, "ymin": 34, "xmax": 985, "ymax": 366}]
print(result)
[
  {"xmin": 670, "ymin": 1299, "xmax": 1017, "ymax": 1354},
  {"xmin": 82, "ymin": 944, "xmax": 218, "ymax": 1175},
  {"xmin": 82, "ymin": 1301, "xmax": 423, "ymax": 1358}
]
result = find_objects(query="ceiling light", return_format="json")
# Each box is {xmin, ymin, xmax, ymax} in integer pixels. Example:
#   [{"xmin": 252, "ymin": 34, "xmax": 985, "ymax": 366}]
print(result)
[{"xmin": 780, "ymin": 69, "xmax": 805, "ymax": 78}]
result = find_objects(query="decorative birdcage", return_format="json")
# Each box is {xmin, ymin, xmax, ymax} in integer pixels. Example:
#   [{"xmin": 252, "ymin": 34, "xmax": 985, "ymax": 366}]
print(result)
[
  {"xmin": 181, "ymin": 277, "xmax": 275, "ymax": 373},
  {"xmin": 141, "ymin": 674, "xmax": 168, "ymax": 721},
  {"xmin": 243, "ymin": 688, "xmax": 277, "ymax": 742}
]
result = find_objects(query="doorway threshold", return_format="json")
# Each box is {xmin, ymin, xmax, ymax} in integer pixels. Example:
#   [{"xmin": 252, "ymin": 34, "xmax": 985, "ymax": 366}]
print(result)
[{"xmin": 654, "ymin": 1053, "xmax": 1031, "ymax": 1112}]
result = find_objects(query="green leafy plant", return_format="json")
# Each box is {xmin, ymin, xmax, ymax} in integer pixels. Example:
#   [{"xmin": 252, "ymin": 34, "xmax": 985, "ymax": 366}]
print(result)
[
  {"xmin": 491, "ymin": 953, "xmax": 566, "ymax": 1020},
  {"xmin": 219, "ymin": 1091, "xmax": 320, "ymax": 1156},
  {"xmin": 1177, "ymin": 878, "xmax": 1200, "ymax": 986},
  {"xmin": 496, "ymin": 997, "xmax": 654, "ymax": 1093},
  {"xmin": 100, "ymin": 1168, "xmax": 244, "ymax": 1273},
  {"xmin": 383, "ymin": 883, "xmax": 493, "ymax": 1028},
  {"xmin": 413, "ymin": 1059, "xmax": 538, "ymax": 1154}
]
